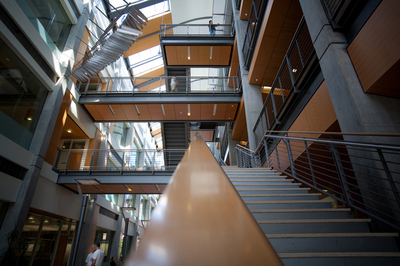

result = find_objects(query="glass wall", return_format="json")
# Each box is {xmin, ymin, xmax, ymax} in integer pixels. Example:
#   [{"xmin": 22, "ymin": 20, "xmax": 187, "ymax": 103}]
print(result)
[
  {"xmin": 20, "ymin": 212, "xmax": 76, "ymax": 266},
  {"xmin": 16, "ymin": 0, "xmax": 73, "ymax": 53},
  {"xmin": 0, "ymin": 38, "xmax": 48, "ymax": 149}
]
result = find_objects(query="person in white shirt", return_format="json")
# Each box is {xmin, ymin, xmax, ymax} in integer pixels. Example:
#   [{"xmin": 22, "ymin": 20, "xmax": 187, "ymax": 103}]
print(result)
[
  {"xmin": 91, "ymin": 244, "xmax": 104, "ymax": 266},
  {"xmin": 85, "ymin": 245, "xmax": 96, "ymax": 266}
]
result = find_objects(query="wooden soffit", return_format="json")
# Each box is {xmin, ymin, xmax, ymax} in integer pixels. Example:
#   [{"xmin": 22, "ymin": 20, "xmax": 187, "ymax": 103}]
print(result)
[
  {"xmin": 248, "ymin": 0, "xmax": 303, "ymax": 86},
  {"xmin": 165, "ymin": 45, "xmax": 232, "ymax": 66}
]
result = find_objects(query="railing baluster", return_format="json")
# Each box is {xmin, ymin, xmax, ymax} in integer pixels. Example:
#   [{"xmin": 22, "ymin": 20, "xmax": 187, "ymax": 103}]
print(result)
[
  {"xmin": 304, "ymin": 140, "xmax": 316, "ymax": 187},
  {"xmin": 377, "ymin": 149, "xmax": 400, "ymax": 209}
]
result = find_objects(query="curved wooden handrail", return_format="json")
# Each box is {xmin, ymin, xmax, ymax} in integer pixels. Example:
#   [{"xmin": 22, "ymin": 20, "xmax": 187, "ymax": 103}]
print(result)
[{"xmin": 127, "ymin": 133, "xmax": 283, "ymax": 265}]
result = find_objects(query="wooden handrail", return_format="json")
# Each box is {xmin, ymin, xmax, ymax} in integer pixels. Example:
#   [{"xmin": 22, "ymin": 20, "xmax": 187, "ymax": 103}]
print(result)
[{"xmin": 127, "ymin": 133, "xmax": 283, "ymax": 265}]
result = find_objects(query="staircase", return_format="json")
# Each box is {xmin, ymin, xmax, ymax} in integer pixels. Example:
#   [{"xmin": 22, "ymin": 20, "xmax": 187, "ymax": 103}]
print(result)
[
  {"xmin": 162, "ymin": 122, "xmax": 188, "ymax": 167},
  {"xmin": 222, "ymin": 166, "xmax": 400, "ymax": 265}
]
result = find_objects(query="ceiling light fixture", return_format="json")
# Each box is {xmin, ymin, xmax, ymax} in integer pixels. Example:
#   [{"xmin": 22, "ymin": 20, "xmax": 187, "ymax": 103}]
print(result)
[
  {"xmin": 161, "ymin": 104, "xmax": 165, "ymax": 116},
  {"xmin": 76, "ymin": 179, "xmax": 101, "ymax": 185},
  {"xmin": 292, "ymin": 69, "xmax": 297, "ymax": 73},
  {"xmin": 213, "ymin": 104, "xmax": 217, "ymax": 116},
  {"xmin": 210, "ymin": 46, "xmax": 213, "ymax": 60},
  {"xmin": 188, "ymin": 47, "xmax": 190, "ymax": 60},
  {"xmin": 27, "ymin": 117, "xmax": 32, "ymax": 121},
  {"xmin": 124, "ymin": 184, "xmax": 133, "ymax": 192},
  {"xmin": 155, "ymin": 184, "xmax": 161, "ymax": 191},
  {"xmin": 67, "ymin": 129, "xmax": 72, "ymax": 133},
  {"xmin": 187, "ymin": 104, "xmax": 191, "ymax": 116},
  {"xmin": 94, "ymin": 185, "xmax": 102, "ymax": 191},
  {"xmin": 134, "ymin": 105, "xmax": 140, "ymax": 115},
  {"xmin": 108, "ymin": 105, "xmax": 115, "ymax": 115}
]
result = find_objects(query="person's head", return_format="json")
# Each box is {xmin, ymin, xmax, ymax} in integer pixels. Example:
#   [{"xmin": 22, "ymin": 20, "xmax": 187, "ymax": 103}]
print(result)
[
  {"xmin": 95, "ymin": 241, "xmax": 100, "ymax": 248},
  {"xmin": 209, "ymin": 20, "xmax": 212, "ymax": 24},
  {"xmin": 110, "ymin": 257, "xmax": 114, "ymax": 262},
  {"xmin": 91, "ymin": 244, "xmax": 97, "ymax": 253}
]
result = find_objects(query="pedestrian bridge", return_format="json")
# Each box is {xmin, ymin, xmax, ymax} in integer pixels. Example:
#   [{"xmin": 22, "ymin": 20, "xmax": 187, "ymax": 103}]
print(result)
[{"xmin": 53, "ymin": 148, "xmax": 186, "ymax": 194}]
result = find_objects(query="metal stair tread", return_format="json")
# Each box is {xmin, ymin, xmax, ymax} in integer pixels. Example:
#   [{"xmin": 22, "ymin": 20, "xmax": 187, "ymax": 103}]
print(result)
[
  {"xmin": 245, "ymin": 200, "xmax": 330, "ymax": 204},
  {"xmin": 251, "ymin": 208, "xmax": 351, "ymax": 213},
  {"xmin": 236, "ymin": 183, "xmax": 302, "ymax": 186},
  {"xmin": 279, "ymin": 252, "xmax": 400, "ymax": 258},
  {"xmin": 231, "ymin": 179, "xmax": 294, "ymax": 182},
  {"xmin": 266, "ymin": 232, "xmax": 399, "ymax": 238},
  {"xmin": 257, "ymin": 219, "xmax": 371, "ymax": 224},
  {"xmin": 237, "ymin": 188, "xmax": 310, "ymax": 191},
  {"xmin": 242, "ymin": 193, "xmax": 321, "ymax": 197},
  {"xmin": 228, "ymin": 175, "xmax": 288, "ymax": 178}
]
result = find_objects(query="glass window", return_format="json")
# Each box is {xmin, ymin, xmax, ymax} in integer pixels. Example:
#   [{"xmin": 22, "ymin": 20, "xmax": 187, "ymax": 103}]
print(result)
[
  {"xmin": 17, "ymin": 0, "xmax": 72, "ymax": 51},
  {"xmin": 0, "ymin": 38, "xmax": 48, "ymax": 149}
]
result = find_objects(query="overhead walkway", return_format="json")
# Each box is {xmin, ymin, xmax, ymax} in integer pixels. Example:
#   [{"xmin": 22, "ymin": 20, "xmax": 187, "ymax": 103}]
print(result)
[
  {"xmin": 77, "ymin": 76, "xmax": 242, "ymax": 122},
  {"xmin": 54, "ymin": 148, "xmax": 184, "ymax": 194}
]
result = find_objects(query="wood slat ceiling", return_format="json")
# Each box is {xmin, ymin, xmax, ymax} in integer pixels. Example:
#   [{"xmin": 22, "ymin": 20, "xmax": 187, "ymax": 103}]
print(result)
[
  {"xmin": 248, "ymin": 0, "xmax": 303, "ymax": 86},
  {"xmin": 84, "ymin": 103, "xmax": 238, "ymax": 122},
  {"xmin": 165, "ymin": 45, "xmax": 233, "ymax": 66}
]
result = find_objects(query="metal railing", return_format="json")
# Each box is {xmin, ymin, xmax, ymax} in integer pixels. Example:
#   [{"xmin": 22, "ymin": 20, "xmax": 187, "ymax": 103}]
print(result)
[
  {"xmin": 320, "ymin": 0, "xmax": 353, "ymax": 29},
  {"xmin": 53, "ymin": 149, "xmax": 186, "ymax": 174},
  {"xmin": 236, "ymin": 131, "xmax": 400, "ymax": 230},
  {"xmin": 242, "ymin": 0, "xmax": 268, "ymax": 69},
  {"xmin": 77, "ymin": 76, "xmax": 241, "ymax": 95},
  {"xmin": 160, "ymin": 24, "xmax": 234, "ymax": 37},
  {"xmin": 253, "ymin": 17, "xmax": 315, "ymax": 145}
]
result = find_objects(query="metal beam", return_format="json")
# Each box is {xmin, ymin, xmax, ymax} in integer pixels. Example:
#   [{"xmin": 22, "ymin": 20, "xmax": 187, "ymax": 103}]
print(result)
[{"xmin": 57, "ymin": 175, "xmax": 172, "ymax": 184}]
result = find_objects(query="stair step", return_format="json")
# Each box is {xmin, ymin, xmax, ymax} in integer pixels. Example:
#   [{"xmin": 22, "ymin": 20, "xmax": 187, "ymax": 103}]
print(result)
[
  {"xmin": 228, "ymin": 175, "xmax": 288, "ymax": 179},
  {"xmin": 232, "ymin": 179, "xmax": 294, "ymax": 184},
  {"xmin": 241, "ymin": 194, "xmax": 320, "ymax": 201},
  {"xmin": 281, "ymin": 256, "xmax": 400, "ymax": 266},
  {"xmin": 266, "ymin": 232, "xmax": 399, "ymax": 238},
  {"xmin": 252, "ymin": 208, "xmax": 352, "ymax": 219},
  {"xmin": 245, "ymin": 201, "xmax": 333, "ymax": 210},
  {"xmin": 280, "ymin": 252, "xmax": 400, "ymax": 258},
  {"xmin": 235, "ymin": 183, "xmax": 302, "ymax": 189},
  {"xmin": 237, "ymin": 188, "xmax": 310, "ymax": 195},
  {"xmin": 258, "ymin": 219, "xmax": 371, "ymax": 234}
]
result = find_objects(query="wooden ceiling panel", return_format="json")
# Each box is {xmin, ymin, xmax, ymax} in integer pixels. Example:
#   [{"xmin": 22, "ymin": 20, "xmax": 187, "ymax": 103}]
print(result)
[
  {"xmin": 199, "ymin": 46, "xmax": 210, "ymax": 65},
  {"xmin": 124, "ymin": 34, "xmax": 160, "ymax": 58},
  {"xmin": 210, "ymin": 46, "xmax": 222, "ymax": 65},
  {"xmin": 189, "ymin": 103, "xmax": 201, "ymax": 120},
  {"xmin": 162, "ymin": 104, "xmax": 176, "ymax": 120},
  {"xmin": 139, "ymin": 184, "xmax": 162, "ymax": 194},
  {"xmin": 176, "ymin": 46, "xmax": 188, "ymax": 65},
  {"xmin": 240, "ymin": 0, "xmax": 253, "ymax": 20},
  {"xmin": 220, "ymin": 46, "xmax": 232, "ymax": 65},
  {"xmin": 110, "ymin": 104, "xmax": 127, "ymax": 120},
  {"xmin": 121, "ymin": 104, "xmax": 140, "ymax": 120},
  {"xmin": 96, "ymin": 104, "xmax": 115, "ymax": 120},
  {"xmin": 85, "ymin": 104, "xmax": 104, "ymax": 120},
  {"xmin": 174, "ymin": 104, "xmax": 189, "ymax": 120},
  {"xmin": 201, "ymin": 104, "xmax": 214, "ymax": 120},
  {"xmin": 136, "ymin": 104, "xmax": 152, "ymax": 120},
  {"xmin": 165, "ymin": 46, "xmax": 178, "ymax": 65},
  {"xmin": 148, "ymin": 104, "xmax": 164, "ymax": 120},
  {"xmin": 225, "ymin": 103, "xmax": 238, "ymax": 120},
  {"xmin": 188, "ymin": 46, "xmax": 199, "ymax": 65},
  {"xmin": 61, "ymin": 115, "xmax": 88, "ymax": 139},
  {"xmin": 213, "ymin": 104, "xmax": 227, "ymax": 120}
]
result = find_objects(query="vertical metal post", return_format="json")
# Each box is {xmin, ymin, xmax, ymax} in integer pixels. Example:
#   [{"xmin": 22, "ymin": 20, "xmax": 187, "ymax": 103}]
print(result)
[
  {"xmin": 377, "ymin": 149, "xmax": 400, "ymax": 208},
  {"xmin": 304, "ymin": 141, "xmax": 316, "ymax": 187},
  {"xmin": 275, "ymin": 145, "xmax": 281, "ymax": 170},
  {"xmin": 89, "ymin": 150, "xmax": 95, "ymax": 174},
  {"xmin": 132, "ymin": 77, "xmax": 136, "ymax": 95},
  {"xmin": 105, "ymin": 77, "xmax": 111, "ymax": 94},
  {"xmin": 270, "ymin": 93, "xmax": 279, "ymax": 124},
  {"xmin": 186, "ymin": 76, "xmax": 189, "ymax": 94},
  {"xmin": 283, "ymin": 139, "xmax": 298, "ymax": 181},
  {"xmin": 54, "ymin": 148, "xmax": 62, "ymax": 170},
  {"xmin": 50, "ymin": 220, "xmax": 64, "ymax": 266},
  {"xmin": 263, "ymin": 139, "xmax": 270, "ymax": 168},
  {"xmin": 285, "ymin": 55, "xmax": 298, "ymax": 93},
  {"xmin": 28, "ymin": 216, "xmax": 45, "ymax": 266},
  {"xmin": 122, "ymin": 217, "xmax": 129, "ymax": 259},
  {"xmin": 152, "ymin": 151, "xmax": 156, "ymax": 174},
  {"xmin": 329, "ymin": 143, "xmax": 352, "ymax": 207},
  {"xmin": 84, "ymin": 79, "xmax": 90, "ymax": 95},
  {"xmin": 65, "ymin": 150, "xmax": 72, "ymax": 174},
  {"xmin": 69, "ymin": 195, "xmax": 88, "ymax": 266},
  {"xmin": 121, "ymin": 151, "xmax": 125, "ymax": 174}
]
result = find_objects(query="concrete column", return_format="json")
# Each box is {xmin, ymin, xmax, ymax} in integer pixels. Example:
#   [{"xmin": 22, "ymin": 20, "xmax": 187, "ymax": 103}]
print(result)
[
  {"xmin": 299, "ymin": 0, "xmax": 400, "ymax": 137},
  {"xmin": 0, "ymin": 79, "xmax": 65, "ymax": 258},
  {"xmin": 299, "ymin": 0, "xmax": 400, "ymax": 231},
  {"xmin": 231, "ymin": 0, "xmax": 264, "ymax": 151},
  {"xmin": 110, "ymin": 195, "xmax": 125, "ymax": 262},
  {"xmin": 73, "ymin": 194, "xmax": 98, "ymax": 265}
]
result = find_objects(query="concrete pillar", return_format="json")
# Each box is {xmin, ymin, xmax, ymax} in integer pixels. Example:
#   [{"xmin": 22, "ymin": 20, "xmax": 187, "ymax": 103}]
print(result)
[
  {"xmin": 299, "ymin": 0, "xmax": 400, "ymax": 137},
  {"xmin": 0, "ymin": 79, "xmax": 65, "ymax": 258},
  {"xmin": 299, "ymin": 0, "xmax": 400, "ymax": 231},
  {"xmin": 73, "ymin": 194, "xmax": 98, "ymax": 265},
  {"xmin": 231, "ymin": 0, "xmax": 264, "ymax": 151},
  {"xmin": 110, "ymin": 195, "xmax": 125, "ymax": 262}
]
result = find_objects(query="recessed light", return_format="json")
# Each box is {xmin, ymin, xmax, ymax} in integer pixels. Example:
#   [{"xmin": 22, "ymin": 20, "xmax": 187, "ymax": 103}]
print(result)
[
  {"xmin": 27, "ymin": 117, "xmax": 32, "ymax": 121},
  {"xmin": 67, "ymin": 129, "xmax": 72, "ymax": 133},
  {"xmin": 292, "ymin": 69, "xmax": 297, "ymax": 73}
]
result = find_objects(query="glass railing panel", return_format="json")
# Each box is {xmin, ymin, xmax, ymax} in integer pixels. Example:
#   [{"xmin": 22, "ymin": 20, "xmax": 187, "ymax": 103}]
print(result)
[{"xmin": 160, "ymin": 24, "xmax": 234, "ymax": 37}]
